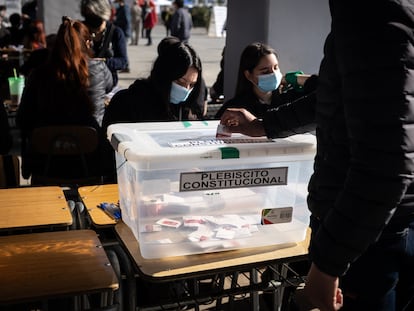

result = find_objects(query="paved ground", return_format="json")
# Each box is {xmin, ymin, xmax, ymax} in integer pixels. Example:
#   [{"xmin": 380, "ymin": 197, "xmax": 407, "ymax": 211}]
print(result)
[{"xmin": 118, "ymin": 24, "xmax": 226, "ymax": 92}]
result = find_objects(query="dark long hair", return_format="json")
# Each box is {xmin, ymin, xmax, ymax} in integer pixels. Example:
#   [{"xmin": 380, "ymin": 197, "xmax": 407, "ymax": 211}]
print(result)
[
  {"xmin": 235, "ymin": 42, "xmax": 278, "ymax": 97},
  {"xmin": 150, "ymin": 38, "xmax": 203, "ymax": 119}
]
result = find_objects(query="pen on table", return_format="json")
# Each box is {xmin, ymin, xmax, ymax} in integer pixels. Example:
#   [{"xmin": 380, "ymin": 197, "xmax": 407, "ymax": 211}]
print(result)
[{"xmin": 98, "ymin": 202, "xmax": 121, "ymax": 221}]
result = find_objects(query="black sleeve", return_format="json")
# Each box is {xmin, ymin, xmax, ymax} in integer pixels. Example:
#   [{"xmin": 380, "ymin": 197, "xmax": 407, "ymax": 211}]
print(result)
[
  {"xmin": 102, "ymin": 89, "xmax": 130, "ymax": 133},
  {"xmin": 263, "ymin": 91, "xmax": 316, "ymax": 138},
  {"xmin": 0, "ymin": 103, "xmax": 12, "ymax": 154}
]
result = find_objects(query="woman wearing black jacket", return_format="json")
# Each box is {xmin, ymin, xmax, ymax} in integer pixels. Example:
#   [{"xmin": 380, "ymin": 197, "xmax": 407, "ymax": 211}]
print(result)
[
  {"xmin": 16, "ymin": 17, "xmax": 113, "ymax": 181},
  {"xmin": 102, "ymin": 38, "xmax": 205, "ymax": 130},
  {"xmin": 102, "ymin": 38, "xmax": 205, "ymax": 181},
  {"xmin": 215, "ymin": 42, "xmax": 317, "ymax": 138},
  {"xmin": 0, "ymin": 101, "xmax": 12, "ymax": 155}
]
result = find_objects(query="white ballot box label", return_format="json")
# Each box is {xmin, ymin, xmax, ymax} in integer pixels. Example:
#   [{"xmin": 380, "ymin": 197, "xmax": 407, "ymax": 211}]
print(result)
[
  {"xmin": 180, "ymin": 167, "xmax": 288, "ymax": 192},
  {"xmin": 262, "ymin": 207, "xmax": 293, "ymax": 224}
]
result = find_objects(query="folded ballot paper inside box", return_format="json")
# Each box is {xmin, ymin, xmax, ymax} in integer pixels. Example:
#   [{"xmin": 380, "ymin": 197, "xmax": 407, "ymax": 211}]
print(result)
[{"xmin": 107, "ymin": 120, "xmax": 316, "ymax": 259}]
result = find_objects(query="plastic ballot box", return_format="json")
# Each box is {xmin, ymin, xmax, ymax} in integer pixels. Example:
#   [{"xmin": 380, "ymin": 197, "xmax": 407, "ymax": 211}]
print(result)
[{"xmin": 107, "ymin": 121, "xmax": 316, "ymax": 259}]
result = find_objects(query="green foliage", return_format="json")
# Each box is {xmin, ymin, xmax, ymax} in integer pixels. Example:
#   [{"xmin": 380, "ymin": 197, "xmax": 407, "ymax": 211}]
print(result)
[{"xmin": 190, "ymin": 6, "xmax": 211, "ymax": 28}]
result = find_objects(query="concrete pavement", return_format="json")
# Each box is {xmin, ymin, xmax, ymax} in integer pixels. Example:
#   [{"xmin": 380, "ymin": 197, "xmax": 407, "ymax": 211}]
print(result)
[{"xmin": 118, "ymin": 24, "xmax": 226, "ymax": 91}]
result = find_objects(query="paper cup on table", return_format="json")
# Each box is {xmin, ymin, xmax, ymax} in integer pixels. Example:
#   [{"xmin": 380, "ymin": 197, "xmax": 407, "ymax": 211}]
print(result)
[{"xmin": 8, "ymin": 76, "xmax": 25, "ymax": 110}]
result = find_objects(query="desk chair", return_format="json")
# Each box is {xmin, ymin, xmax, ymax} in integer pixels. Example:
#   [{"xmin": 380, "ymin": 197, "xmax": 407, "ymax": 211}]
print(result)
[
  {"xmin": 0, "ymin": 154, "xmax": 20, "ymax": 188},
  {"xmin": 29, "ymin": 125, "xmax": 104, "ymax": 187}
]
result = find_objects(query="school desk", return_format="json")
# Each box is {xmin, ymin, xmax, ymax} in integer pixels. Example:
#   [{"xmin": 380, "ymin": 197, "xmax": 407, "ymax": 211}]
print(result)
[
  {"xmin": 0, "ymin": 186, "xmax": 72, "ymax": 232},
  {"xmin": 78, "ymin": 184, "xmax": 118, "ymax": 227},
  {"xmin": 0, "ymin": 229, "xmax": 119, "ymax": 306},
  {"xmin": 78, "ymin": 183, "xmax": 310, "ymax": 310}
]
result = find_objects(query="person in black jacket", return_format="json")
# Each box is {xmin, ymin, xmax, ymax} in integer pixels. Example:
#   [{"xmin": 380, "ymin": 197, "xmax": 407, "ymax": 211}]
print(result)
[
  {"xmin": 102, "ymin": 37, "xmax": 205, "ymax": 181},
  {"xmin": 103, "ymin": 37, "xmax": 204, "ymax": 128},
  {"xmin": 17, "ymin": 17, "xmax": 113, "ymax": 180},
  {"xmin": 220, "ymin": 1, "xmax": 414, "ymax": 310},
  {"xmin": 215, "ymin": 42, "xmax": 316, "ymax": 137},
  {"xmin": 0, "ymin": 100, "xmax": 12, "ymax": 155},
  {"xmin": 169, "ymin": 0, "xmax": 192, "ymax": 43},
  {"xmin": 113, "ymin": 0, "xmax": 131, "ymax": 40},
  {"xmin": 81, "ymin": 0, "xmax": 129, "ymax": 85}
]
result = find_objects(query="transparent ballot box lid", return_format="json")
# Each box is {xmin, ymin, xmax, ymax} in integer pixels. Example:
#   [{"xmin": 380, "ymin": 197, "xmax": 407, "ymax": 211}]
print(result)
[{"xmin": 107, "ymin": 120, "xmax": 316, "ymax": 170}]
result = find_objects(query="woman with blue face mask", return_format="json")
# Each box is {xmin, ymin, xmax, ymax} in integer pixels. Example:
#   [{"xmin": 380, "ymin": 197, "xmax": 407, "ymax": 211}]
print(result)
[
  {"xmin": 101, "ymin": 37, "xmax": 206, "ymax": 179},
  {"xmin": 102, "ymin": 36, "xmax": 205, "ymax": 128},
  {"xmin": 215, "ymin": 42, "xmax": 317, "ymax": 134}
]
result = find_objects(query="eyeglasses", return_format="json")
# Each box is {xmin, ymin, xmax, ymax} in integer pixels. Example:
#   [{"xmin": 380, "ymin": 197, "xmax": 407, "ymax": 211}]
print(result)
[{"xmin": 91, "ymin": 28, "xmax": 105, "ymax": 38}]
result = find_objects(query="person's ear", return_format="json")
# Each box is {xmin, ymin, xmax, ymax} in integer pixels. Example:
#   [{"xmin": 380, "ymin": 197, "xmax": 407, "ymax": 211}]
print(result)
[{"xmin": 244, "ymin": 70, "xmax": 253, "ymax": 83}]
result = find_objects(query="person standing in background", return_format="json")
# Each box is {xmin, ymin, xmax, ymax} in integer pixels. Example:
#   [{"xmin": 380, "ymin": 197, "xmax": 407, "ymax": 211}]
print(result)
[
  {"xmin": 169, "ymin": 0, "xmax": 192, "ymax": 43},
  {"xmin": 130, "ymin": 1, "xmax": 142, "ymax": 45},
  {"xmin": 0, "ymin": 5, "xmax": 10, "ymax": 47},
  {"xmin": 5, "ymin": 13, "xmax": 24, "ymax": 47},
  {"xmin": 113, "ymin": 0, "xmax": 131, "ymax": 41},
  {"xmin": 21, "ymin": 0, "xmax": 38, "ymax": 21},
  {"xmin": 81, "ymin": 0, "xmax": 128, "ymax": 86},
  {"xmin": 139, "ymin": 0, "xmax": 146, "ymax": 38},
  {"xmin": 23, "ymin": 19, "xmax": 46, "ymax": 50},
  {"xmin": 143, "ymin": 0, "xmax": 157, "ymax": 46},
  {"xmin": 160, "ymin": 6, "xmax": 172, "ymax": 36},
  {"xmin": 0, "ymin": 5, "xmax": 9, "ymax": 27}
]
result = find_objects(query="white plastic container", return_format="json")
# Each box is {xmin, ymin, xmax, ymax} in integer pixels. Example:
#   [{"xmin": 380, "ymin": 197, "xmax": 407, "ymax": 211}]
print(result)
[{"xmin": 107, "ymin": 121, "xmax": 316, "ymax": 259}]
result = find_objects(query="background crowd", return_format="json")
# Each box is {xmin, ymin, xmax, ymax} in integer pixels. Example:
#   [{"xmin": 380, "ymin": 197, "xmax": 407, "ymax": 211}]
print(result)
[{"xmin": 0, "ymin": 0, "xmax": 212, "ymax": 184}]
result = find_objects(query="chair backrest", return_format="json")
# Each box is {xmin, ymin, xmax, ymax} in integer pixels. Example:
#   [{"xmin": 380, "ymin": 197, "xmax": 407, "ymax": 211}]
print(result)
[
  {"xmin": 29, "ymin": 125, "xmax": 102, "ymax": 186},
  {"xmin": 31, "ymin": 126, "xmax": 99, "ymax": 155},
  {"xmin": 0, "ymin": 154, "xmax": 20, "ymax": 188}
]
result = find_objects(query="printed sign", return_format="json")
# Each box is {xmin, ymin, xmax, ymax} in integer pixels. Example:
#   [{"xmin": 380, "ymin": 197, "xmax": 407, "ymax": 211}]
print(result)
[{"xmin": 180, "ymin": 167, "xmax": 288, "ymax": 191}]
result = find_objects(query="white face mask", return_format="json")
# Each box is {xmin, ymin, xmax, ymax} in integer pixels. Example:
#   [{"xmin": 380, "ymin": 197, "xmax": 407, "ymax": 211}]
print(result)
[
  {"xmin": 170, "ymin": 81, "xmax": 193, "ymax": 104},
  {"xmin": 257, "ymin": 69, "xmax": 283, "ymax": 92}
]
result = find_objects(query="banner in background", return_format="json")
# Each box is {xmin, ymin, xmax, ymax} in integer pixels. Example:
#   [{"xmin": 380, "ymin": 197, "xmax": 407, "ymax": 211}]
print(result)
[{"xmin": 208, "ymin": 6, "xmax": 227, "ymax": 37}]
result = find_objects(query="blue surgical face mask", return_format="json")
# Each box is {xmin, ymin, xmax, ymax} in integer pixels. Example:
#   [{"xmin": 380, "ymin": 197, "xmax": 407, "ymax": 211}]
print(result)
[
  {"xmin": 170, "ymin": 82, "xmax": 193, "ymax": 104},
  {"xmin": 257, "ymin": 69, "xmax": 283, "ymax": 92}
]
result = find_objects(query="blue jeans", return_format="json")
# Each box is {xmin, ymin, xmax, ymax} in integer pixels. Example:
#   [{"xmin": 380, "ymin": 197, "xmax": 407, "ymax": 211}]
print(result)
[{"xmin": 310, "ymin": 216, "xmax": 414, "ymax": 311}]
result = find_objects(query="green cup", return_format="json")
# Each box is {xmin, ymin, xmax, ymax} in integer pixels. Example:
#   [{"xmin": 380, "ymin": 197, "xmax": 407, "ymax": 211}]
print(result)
[{"xmin": 8, "ymin": 77, "xmax": 25, "ymax": 109}]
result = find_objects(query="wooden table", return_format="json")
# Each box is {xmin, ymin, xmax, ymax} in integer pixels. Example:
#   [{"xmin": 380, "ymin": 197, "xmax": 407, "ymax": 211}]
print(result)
[
  {"xmin": 116, "ymin": 221, "xmax": 310, "ymax": 281},
  {"xmin": 78, "ymin": 184, "xmax": 118, "ymax": 227},
  {"xmin": 0, "ymin": 186, "xmax": 73, "ymax": 232},
  {"xmin": 79, "ymin": 184, "xmax": 311, "ymax": 310},
  {"xmin": 0, "ymin": 229, "xmax": 119, "ymax": 305},
  {"xmin": 116, "ymin": 222, "xmax": 310, "ymax": 310},
  {"xmin": 79, "ymin": 183, "xmax": 310, "ymax": 279}
]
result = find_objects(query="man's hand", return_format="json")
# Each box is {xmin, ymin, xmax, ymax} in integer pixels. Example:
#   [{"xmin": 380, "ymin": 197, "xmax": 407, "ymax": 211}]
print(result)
[
  {"xmin": 219, "ymin": 108, "xmax": 266, "ymax": 137},
  {"xmin": 304, "ymin": 263, "xmax": 343, "ymax": 311}
]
